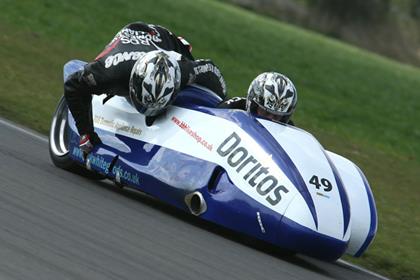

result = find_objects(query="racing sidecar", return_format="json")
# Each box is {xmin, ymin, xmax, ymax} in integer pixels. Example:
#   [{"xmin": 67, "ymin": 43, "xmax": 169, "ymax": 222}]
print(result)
[{"xmin": 49, "ymin": 60, "xmax": 377, "ymax": 261}]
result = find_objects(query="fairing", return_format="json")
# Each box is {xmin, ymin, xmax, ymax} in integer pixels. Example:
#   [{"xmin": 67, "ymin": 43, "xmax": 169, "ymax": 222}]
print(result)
[{"xmin": 62, "ymin": 60, "xmax": 377, "ymax": 260}]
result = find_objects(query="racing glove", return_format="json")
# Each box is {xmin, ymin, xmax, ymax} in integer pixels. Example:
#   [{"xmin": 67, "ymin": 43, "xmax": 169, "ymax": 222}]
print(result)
[{"xmin": 79, "ymin": 132, "xmax": 102, "ymax": 154}]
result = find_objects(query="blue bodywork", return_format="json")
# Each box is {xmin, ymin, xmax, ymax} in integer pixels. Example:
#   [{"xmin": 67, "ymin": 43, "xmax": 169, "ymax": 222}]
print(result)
[{"xmin": 63, "ymin": 60, "xmax": 374, "ymax": 261}]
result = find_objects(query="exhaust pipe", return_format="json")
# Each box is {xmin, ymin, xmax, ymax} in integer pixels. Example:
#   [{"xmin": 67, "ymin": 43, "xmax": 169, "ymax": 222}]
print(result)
[{"xmin": 185, "ymin": 191, "xmax": 207, "ymax": 216}]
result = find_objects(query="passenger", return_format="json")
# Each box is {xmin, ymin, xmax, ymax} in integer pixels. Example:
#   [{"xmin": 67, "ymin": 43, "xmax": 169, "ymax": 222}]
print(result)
[{"xmin": 219, "ymin": 72, "xmax": 297, "ymax": 125}]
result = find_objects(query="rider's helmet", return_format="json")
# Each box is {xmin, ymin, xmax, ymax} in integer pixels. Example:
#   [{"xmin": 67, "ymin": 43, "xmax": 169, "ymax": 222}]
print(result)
[
  {"xmin": 129, "ymin": 50, "xmax": 181, "ymax": 117},
  {"xmin": 246, "ymin": 72, "xmax": 297, "ymax": 124}
]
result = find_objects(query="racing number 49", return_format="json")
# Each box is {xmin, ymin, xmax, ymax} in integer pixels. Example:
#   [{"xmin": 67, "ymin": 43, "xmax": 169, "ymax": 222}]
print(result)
[{"xmin": 309, "ymin": 175, "xmax": 333, "ymax": 192}]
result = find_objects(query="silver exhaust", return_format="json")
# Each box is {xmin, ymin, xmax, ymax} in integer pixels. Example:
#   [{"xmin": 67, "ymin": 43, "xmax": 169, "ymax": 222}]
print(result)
[{"xmin": 184, "ymin": 191, "xmax": 207, "ymax": 216}]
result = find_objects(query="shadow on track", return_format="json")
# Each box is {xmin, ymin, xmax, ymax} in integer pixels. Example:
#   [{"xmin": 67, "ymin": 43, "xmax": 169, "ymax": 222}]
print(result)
[{"xmin": 86, "ymin": 177, "xmax": 335, "ymax": 279}]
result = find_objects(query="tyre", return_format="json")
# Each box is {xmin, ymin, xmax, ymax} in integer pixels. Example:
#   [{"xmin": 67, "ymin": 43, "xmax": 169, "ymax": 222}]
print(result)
[{"xmin": 49, "ymin": 96, "xmax": 104, "ymax": 180}]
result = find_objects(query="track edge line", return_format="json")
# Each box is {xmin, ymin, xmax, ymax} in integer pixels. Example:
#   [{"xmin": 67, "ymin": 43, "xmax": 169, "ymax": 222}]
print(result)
[{"xmin": 0, "ymin": 117, "xmax": 48, "ymax": 143}]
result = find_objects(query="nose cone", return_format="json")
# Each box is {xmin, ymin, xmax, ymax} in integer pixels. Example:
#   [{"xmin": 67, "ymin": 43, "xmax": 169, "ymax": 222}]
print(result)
[{"xmin": 278, "ymin": 195, "xmax": 349, "ymax": 261}]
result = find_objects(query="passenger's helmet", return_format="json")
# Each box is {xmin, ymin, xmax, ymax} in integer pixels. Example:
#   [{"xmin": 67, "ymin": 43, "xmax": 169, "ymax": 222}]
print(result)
[
  {"xmin": 246, "ymin": 72, "xmax": 297, "ymax": 124},
  {"xmin": 129, "ymin": 50, "xmax": 181, "ymax": 117}
]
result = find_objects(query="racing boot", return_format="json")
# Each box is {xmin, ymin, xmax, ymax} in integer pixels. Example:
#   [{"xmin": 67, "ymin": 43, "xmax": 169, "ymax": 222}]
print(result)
[{"xmin": 79, "ymin": 132, "xmax": 101, "ymax": 156}]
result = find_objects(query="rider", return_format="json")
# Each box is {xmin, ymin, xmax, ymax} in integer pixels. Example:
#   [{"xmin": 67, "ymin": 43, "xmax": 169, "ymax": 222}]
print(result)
[
  {"xmin": 218, "ymin": 72, "xmax": 297, "ymax": 125},
  {"xmin": 64, "ymin": 21, "xmax": 227, "ymax": 154}
]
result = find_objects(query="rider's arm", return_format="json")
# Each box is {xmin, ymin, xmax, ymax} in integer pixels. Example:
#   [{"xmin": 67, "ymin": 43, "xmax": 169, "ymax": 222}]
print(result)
[
  {"xmin": 64, "ymin": 61, "xmax": 111, "ymax": 135},
  {"xmin": 179, "ymin": 58, "xmax": 227, "ymax": 100}
]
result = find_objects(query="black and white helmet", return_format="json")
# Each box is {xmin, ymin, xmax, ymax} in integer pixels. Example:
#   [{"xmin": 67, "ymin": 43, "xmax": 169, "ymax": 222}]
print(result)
[
  {"xmin": 129, "ymin": 50, "xmax": 181, "ymax": 117},
  {"xmin": 246, "ymin": 72, "xmax": 297, "ymax": 123}
]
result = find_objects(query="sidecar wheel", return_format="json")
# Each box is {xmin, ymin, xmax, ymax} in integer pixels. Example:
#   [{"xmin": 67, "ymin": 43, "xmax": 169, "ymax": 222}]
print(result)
[{"xmin": 49, "ymin": 96, "xmax": 104, "ymax": 180}]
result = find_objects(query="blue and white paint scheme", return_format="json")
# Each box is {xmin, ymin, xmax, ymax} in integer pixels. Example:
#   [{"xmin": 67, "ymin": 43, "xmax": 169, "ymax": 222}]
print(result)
[{"xmin": 56, "ymin": 60, "xmax": 377, "ymax": 261}]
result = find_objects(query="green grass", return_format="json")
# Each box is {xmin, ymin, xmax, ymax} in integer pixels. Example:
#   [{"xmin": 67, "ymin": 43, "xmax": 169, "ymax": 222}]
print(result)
[{"xmin": 0, "ymin": 0, "xmax": 419, "ymax": 279}]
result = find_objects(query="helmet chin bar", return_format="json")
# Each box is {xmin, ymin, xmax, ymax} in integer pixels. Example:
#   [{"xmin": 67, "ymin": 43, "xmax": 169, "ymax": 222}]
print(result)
[
  {"xmin": 145, "ymin": 116, "xmax": 156, "ymax": 127},
  {"xmin": 144, "ymin": 107, "xmax": 168, "ymax": 126},
  {"xmin": 250, "ymin": 101, "xmax": 290, "ymax": 124}
]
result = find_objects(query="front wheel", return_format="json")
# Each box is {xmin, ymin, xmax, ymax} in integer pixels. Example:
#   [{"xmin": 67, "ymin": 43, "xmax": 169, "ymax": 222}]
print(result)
[{"xmin": 49, "ymin": 96, "xmax": 104, "ymax": 179}]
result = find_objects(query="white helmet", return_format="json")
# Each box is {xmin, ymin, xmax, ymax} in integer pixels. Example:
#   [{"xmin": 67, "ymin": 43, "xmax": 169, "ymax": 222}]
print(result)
[
  {"xmin": 129, "ymin": 50, "xmax": 181, "ymax": 117},
  {"xmin": 246, "ymin": 72, "xmax": 297, "ymax": 123}
]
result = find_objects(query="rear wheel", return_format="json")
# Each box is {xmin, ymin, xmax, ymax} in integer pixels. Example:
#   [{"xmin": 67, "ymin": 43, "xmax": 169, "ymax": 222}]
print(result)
[{"xmin": 49, "ymin": 96, "xmax": 104, "ymax": 179}]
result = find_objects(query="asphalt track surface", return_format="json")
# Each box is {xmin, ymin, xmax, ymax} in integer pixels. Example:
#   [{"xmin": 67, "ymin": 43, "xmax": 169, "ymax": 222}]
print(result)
[{"xmin": 0, "ymin": 119, "xmax": 389, "ymax": 280}]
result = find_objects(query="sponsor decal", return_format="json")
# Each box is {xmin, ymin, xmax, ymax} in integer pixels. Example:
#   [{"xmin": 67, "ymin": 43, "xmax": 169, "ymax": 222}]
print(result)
[
  {"xmin": 193, "ymin": 62, "xmax": 218, "ymax": 75},
  {"xmin": 193, "ymin": 61, "xmax": 227, "ymax": 94},
  {"xmin": 217, "ymin": 132, "xmax": 289, "ymax": 206},
  {"xmin": 93, "ymin": 115, "xmax": 142, "ymax": 136},
  {"xmin": 316, "ymin": 192, "xmax": 330, "ymax": 199},
  {"xmin": 72, "ymin": 146, "xmax": 85, "ymax": 160},
  {"xmin": 171, "ymin": 116, "xmax": 213, "ymax": 151},
  {"xmin": 112, "ymin": 164, "xmax": 140, "ymax": 185},
  {"xmin": 71, "ymin": 147, "xmax": 140, "ymax": 185},
  {"xmin": 111, "ymin": 27, "xmax": 162, "ymax": 46},
  {"xmin": 104, "ymin": 51, "xmax": 146, "ymax": 68},
  {"xmin": 88, "ymin": 154, "xmax": 111, "ymax": 172}
]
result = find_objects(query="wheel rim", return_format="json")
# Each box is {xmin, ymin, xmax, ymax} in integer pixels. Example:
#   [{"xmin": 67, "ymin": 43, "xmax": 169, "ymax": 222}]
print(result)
[{"xmin": 49, "ymin": 98, "xmax": 70, "ymax": 157}]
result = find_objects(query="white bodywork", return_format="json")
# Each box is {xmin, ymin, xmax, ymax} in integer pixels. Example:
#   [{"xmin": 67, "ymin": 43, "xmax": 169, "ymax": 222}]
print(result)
[
  {"xmin": 259, "ymin": 120, "xmax": 350, "ymax": 241},
  {"xmin": 260, "ymin": 119, "xmax": 376, "ymax": 256},
  {"xmin": 90, "ymin": 94, "xmax": 376, "ymax": 256},
  {"xmin": 326, "ymin": 152, "xmax": 377, "ymax": 256}
]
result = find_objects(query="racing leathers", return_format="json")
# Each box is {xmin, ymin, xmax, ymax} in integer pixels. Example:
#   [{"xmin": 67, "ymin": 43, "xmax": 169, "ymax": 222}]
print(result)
[
  {"xmin": 64, "ymin": 21, "xmax": 227, "ymax": 139},
  {"xmin": 218, "ymin": 97, "xmax": 295, "ymax": 125}
]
